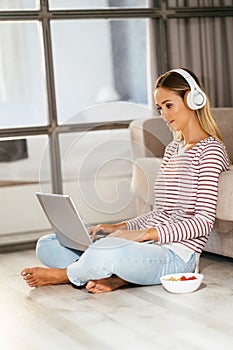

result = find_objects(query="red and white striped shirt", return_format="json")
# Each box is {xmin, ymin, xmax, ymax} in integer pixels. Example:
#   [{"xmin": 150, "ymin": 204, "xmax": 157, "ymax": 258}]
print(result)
[{"xmin": 126, "ymin": 136, "xmax": 229, "ymax": 255}]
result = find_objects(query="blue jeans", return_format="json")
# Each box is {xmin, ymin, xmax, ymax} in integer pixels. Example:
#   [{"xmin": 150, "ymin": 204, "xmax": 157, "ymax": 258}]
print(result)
[{"xmin": 36, "ymin": 233, "xmax": 196, "ymax": 287}]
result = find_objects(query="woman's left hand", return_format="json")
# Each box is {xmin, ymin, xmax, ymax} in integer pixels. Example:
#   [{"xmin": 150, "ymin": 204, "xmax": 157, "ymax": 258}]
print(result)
[{"xmin": 107, "ymin": 228, "xmax": 158, "ymax": 242}]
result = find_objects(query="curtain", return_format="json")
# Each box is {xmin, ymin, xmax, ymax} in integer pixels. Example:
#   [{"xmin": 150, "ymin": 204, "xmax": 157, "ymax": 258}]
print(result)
[{"xmin": 167, "ymin": 16, "xmax": 233, "ymax": 107}]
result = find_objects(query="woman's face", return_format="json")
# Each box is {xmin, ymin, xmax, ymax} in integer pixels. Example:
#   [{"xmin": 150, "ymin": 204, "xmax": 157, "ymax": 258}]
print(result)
[{"xmin": 154, "ymin": 87, "xmax": 194, "ymax": 132}]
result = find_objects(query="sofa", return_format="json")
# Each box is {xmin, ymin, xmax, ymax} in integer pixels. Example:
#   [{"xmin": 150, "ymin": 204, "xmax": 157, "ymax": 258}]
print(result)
[{"xmin": 129, "ymin": 108, "xmax": 233, "ymax": 259}]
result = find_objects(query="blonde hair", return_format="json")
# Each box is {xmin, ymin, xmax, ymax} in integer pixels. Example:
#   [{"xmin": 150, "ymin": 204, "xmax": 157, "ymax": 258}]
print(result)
[{"xmin": 155, "ymin": 68, "xmax": 223, "ymax": 143}]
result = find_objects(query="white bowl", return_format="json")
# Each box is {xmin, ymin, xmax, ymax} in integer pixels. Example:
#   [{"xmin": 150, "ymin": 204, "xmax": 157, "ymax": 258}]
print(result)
[{"xmin": 160, "ymin": 273, "xmax": 203, "ymax": 294}]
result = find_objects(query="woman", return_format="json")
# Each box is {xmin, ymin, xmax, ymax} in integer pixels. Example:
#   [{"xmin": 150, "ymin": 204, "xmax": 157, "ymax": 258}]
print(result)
[{"xmin": 21, "ymin": 68, "xmax": 229, "ymax": 293}]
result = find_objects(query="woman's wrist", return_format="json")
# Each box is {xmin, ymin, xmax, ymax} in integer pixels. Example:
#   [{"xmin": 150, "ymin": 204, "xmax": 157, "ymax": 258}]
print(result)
[
  {"xmin": 115, "ymin": 222, "xmax": 127, "ymax": 230},
  {"xmin": 145, "ymin": 228, "xmax": 158, "ymax": 241}
]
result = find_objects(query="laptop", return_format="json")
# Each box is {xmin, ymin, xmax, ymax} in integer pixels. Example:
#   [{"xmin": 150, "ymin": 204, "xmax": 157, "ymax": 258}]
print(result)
[{"xmin": 36, "ymin": 192, "xmax": 104, "ymax": 251}]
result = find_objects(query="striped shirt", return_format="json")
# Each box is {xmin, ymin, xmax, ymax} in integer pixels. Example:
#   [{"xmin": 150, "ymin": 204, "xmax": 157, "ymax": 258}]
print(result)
[{"xmin": 126, "ymin": 136, "xmax": 229, "ymax": 254}]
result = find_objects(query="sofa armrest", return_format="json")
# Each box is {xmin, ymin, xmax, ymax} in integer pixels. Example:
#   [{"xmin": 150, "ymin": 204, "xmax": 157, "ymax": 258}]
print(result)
[
  {"xmin": 131, "ymin": 158, "xmax": 162, "ymax": 214},
  {"xmin": 129, "ymin": 117, "xmax": 172, "ymax": 159},
  {"xmin": 129, "ymin": 109, "xmax": 233, "ymax": 162},
  {"xmin": 216, "ymin": 167, "xmax": 233, "ymax": 221}
]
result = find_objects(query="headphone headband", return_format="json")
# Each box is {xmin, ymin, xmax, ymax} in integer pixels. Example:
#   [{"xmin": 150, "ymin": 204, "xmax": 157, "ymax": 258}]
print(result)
[{"xmin": 170, "ymin": 68, "xmax": 207, "ymax": 110}]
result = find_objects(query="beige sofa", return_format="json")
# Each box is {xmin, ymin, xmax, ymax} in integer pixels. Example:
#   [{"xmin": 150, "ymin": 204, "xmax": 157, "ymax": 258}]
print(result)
[{"xmin": 129, "ymin": 108, "xmax": 233, "ymax": 258}]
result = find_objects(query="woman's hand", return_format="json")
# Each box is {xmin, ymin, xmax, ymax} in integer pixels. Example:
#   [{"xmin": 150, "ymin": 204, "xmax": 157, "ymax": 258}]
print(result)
[
  {"xmin": 107, "ymin": 228, "xmax": 158, "ymax": 242},
  {"xmin": 88, "ymin": 222, "xmax": 127, "ymax": 241}
]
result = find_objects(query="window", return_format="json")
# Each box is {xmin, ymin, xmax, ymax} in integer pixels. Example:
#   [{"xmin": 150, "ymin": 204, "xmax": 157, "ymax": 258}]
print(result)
[
  {"xmin": 60, "ymin": 129, "xmax": 136, "ymax": 224},
  {"xmin": 49, "ymin": 0, "xmax": 149, "ymax": 10},
  {"xmin": 0, "ymin": 21, "xmax": 48, "ymax": 128},
  {"xmin": 51, "ymin": 18, "xmax": 148, "ymax": 124},
  {"xmin": 0, "ymin": 0, "xmax": 39, "ymax": 11},
  {"xmin": 0, "ymin": 135, "xmax": 51, "ymax": 237}
]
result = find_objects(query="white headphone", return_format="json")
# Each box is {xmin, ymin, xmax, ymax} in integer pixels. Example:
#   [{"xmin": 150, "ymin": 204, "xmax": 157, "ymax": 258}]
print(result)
[{"xmin": 171, "ymin": 68, "xmax": 207, "ymax": 110}]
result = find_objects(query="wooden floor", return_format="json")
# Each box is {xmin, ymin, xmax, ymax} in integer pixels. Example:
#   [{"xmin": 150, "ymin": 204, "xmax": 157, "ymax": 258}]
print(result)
[{"xmin": 1, "ymin": 249, "xmax": 233, "ymax": 350}]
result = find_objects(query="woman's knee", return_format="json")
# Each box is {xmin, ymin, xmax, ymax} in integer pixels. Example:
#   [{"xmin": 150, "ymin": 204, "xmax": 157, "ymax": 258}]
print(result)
[
  {"xmin": 36, "ymin": 233, "xmax": 59, "ymax": 266},
  {"xmin": 36, "ymin": 233, "xmax": 56, "ymax": 254},
  {"xmin": 81, "ymin": 237, "xmax": 130, "ymax": 265},
  {"xmin": 36, "ymin": 233, "xmax": 82, "ymax": 268}
]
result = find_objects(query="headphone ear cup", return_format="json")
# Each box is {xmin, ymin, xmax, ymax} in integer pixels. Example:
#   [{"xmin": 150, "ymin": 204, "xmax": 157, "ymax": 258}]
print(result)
[
  {"xmin": 184, "ymin": 88, "xmax": 206, "ymax": 110},
  {"xmin": 192, "ymin": 88, "xmax": 206, "ymax": 109}
]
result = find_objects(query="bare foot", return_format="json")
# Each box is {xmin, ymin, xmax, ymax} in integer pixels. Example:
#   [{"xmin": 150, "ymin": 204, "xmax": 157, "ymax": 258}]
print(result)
[
  {"xmin": 21, "ymin": 267, "xmax": 69, "ymax": 288},
  {"xmin": 86, "ymin": 276, "xmax": 128, "ymax": 294}
]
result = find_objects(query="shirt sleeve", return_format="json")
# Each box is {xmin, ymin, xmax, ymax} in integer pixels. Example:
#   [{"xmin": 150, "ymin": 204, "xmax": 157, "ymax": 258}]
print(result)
[
  {"xmin": 125, "ymin": 211, "xmax": 154, "ymax": 230},
  {"xmin": 156, "ymin": 142, "xmax": 229, "ymax": 244}
]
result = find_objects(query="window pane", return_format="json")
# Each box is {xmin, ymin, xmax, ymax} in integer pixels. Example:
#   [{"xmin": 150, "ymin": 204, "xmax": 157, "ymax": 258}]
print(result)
[
  {"xmin": 60, "ymin": 129, "xmax": 137, "ymax": 224},
  {"xmin": 0, "ymin": 0, "xmax": 40, "ymax": 11},
  {"xmin": 49, "ymin": 0, "xmax": 149, "ymax": 10},
  {"xmin": 0, "ymin": 136, "xmax": 51, "ymax": 237},
  {"xmin": 0, "ymin": 21, "xmax": 48, "ymax": 129},
  {"xmin": 167, "ymin": 0, "xmax": 233, "ymax": 8},
  {"xmin": 51, "ymin": 18, "xmax": 149, "ymax": 124}
]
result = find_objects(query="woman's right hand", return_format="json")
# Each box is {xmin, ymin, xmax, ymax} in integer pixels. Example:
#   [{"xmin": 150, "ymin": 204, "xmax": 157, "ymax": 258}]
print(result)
[{"xmin": 88, "ymin": 222, "xmax": 127, "ymax": 241}]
